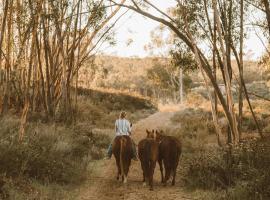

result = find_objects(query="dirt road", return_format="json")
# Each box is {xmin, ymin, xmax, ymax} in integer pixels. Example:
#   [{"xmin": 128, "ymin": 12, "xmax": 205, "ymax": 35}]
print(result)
[{"xmin": 77, "ymin": 107, "xmax": 194, "ymax": 200}]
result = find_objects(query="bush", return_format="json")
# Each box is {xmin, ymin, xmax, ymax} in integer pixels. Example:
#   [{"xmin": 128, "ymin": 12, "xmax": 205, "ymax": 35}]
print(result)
[
  {"xmin": 169, "ymin": 104, "xmax": 270, "ymax": 199},
  {"xmin": 0, "ymin": 116, "xmax": 110, "ymax": 185},
  {"xmin": 171, "ymin": 108, "xmax": 215, "ymax": 139},
  {"xmin": 182, "ymin": 148, "xmax": 230, "ymax": 189},
  {"xmin": 181, "ymin": 138, "xmax": 270, "ymax": 199},
  {"xmin": 186, "ymin": 91, "xmax": 208, "ymax": 106}
]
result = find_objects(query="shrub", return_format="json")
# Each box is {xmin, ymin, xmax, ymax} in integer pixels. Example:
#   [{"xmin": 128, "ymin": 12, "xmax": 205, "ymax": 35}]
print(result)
[
  {"xmin": 169, "ymin": 104, "xmax": 270, "ymax": 199},
  {"xmin": 171, "ymin": 108, "xmax": 215, "ymax": 139},
  {"xmin": 182, "ymin": 148, "xmax": 230, "ymax": 189},
  {"xmin": 186, "ymin": 91, "xmax": 208, "ymax": 106},
  {"xmin": 0, "ymin": 117, "xmax": 110, "ymax": 185},
  {"xmin": 181, "ymin": 138, "xmax": 270, "ymax": 199}
]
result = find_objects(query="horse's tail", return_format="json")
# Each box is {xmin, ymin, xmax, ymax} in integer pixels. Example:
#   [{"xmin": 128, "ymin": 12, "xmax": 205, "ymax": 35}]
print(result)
[
  {"xmin": 170, "ymin": 140, "xmax": 181, "ymax": 176},
  {"xmin": 145, "ymin": 141, "xmax": 152, "ymax": 179},
  {"xmin": 120, "ymin": 136, "xmax": 126, "ymax": 178}
]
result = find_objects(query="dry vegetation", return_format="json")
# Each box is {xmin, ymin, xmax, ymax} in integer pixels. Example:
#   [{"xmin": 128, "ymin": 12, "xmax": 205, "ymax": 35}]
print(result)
[{"xmin": 162, "ymin": 98, "xmax": 270, "ymax": 200}]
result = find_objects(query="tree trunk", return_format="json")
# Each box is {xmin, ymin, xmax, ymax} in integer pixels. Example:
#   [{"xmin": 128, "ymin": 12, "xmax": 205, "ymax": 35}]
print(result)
[
  {"xmin": 179, "ymin": 68, "xmax": 183, "ymax": 104},
  {"xmin": 213, "ymin": 0, "xmax": 239, "ymax": 144},
  {"xmin": 238, "ymin": 0, "xmax": 244, "ymax": 141},
  {"xmin": 1, "ymin": 0, "xmax": 10, "ymax": 114},
  {"xmin": 262, "ymin": 0, "xmax": 270, "ymax": 39},
  {"xmin": 186, "ymin": 19, "xmax": 223, "ymax": 146}
]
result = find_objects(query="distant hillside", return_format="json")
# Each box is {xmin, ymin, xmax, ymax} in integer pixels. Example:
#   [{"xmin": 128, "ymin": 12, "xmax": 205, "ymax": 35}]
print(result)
[
  {"xmin": 78, "ymin": 55, "xmax": 265, "ymax": 96},
  {"xmin": 78, "ymin": 55, "xmax": 169, "ymax": 89},
  {"xmin": 190, "ymin": 60, "xmax": 265, "ymax": 84},
  {"xmin": 75, "ymin": 87, "xmax": 157, "ymax": 128},
  {"xmin": 77, "ymin": 87, "xmax": 156, "ymax": 112}
]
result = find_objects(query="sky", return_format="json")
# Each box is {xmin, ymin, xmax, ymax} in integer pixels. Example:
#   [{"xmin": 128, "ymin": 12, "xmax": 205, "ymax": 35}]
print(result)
[{"xmin": 102, "ymin": 1, "xmax": 267, "ymax": 61}]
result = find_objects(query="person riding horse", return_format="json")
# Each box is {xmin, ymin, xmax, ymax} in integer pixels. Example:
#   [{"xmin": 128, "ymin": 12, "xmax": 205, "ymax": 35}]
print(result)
[{"xmin": 107, "ymin": 111, "xmax": 138, "ymax": 160}]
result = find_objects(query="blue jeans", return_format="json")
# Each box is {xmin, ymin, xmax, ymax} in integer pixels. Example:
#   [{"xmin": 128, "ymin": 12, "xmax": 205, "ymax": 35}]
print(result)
[{"xmin": 107, "ymin": 138, "xmax": 137, "ymax": 158}]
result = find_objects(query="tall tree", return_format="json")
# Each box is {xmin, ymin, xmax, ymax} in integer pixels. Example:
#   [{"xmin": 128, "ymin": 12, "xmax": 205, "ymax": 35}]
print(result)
[
  {"xmin": 0, "ymin": 0, "xmax": 126, "ymax": 140},
  {"xmin": 109, "ymin": 0, "xmax": 263, "ymax": 143}
]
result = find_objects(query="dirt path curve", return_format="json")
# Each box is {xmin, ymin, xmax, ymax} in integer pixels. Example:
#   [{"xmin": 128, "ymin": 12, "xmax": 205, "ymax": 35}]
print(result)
[{"xmin": 77, "ymin": 105, "xmax": 193, "ymax": 200}]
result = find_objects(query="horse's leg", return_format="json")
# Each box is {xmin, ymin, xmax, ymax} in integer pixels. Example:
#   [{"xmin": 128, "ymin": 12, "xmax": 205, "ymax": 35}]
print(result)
[
  {"xmin": 158, "ymin": 158, "xmax": 164, "ymax": 183},
  {"xmin": 144, "ymin": 162, "xmax": 149, "ymax": 186},
  {"xmin": 123, "ymin": 162, "xmax": 127, "ymax": 184},
  {"xmin": 172, "ymin": 168, "xmax": 176, "ymax": 186},
  {"xmin": 140, "ymin": 160, "xmax": 146, "ymax": 185},
  {"xmin": 163, "ymin": 161, "xmax": 171, "ymax": 186},
  {"xmin": 123, "ymin": 159, "xmax": 131, "ymax": 184},
  {"xmin": 122, "ymin": 173, "xmax": 124, "ymax": 182},
  {"xmin": 115, "ymin": 156, "xmax": 121, "ymax": 181},
  {"xmin": 149, "ymin": 161, "xmax": 156, "ymax": 191},
  {"xmin": 172, "ymin": 155, "xmax": 180, "ymax": 186}
]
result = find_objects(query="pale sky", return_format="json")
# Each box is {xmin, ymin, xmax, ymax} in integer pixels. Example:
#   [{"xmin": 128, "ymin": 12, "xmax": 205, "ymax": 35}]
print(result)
[{"xmin": 102, "ymin": 1, "xmax": 267, "ymax": 61}]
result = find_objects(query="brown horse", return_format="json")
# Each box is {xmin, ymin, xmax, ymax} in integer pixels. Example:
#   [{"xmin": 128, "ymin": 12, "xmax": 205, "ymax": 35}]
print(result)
[
  {"xmin": 156, "ymin": 130, "xmax": 182, "ymax": 186},
  {"xmin": 112, "ymin": 135, "xmax": 133, "ymax": 183},
  {"xmin": 138, "ymin": 129, "xmax": 159, "ymax": 190}
]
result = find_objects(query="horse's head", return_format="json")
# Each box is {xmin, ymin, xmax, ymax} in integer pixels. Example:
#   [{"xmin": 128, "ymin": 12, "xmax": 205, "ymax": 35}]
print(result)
[{"xmin": 146, "ymin": 129, "xmax": 155, "ymax": 138}]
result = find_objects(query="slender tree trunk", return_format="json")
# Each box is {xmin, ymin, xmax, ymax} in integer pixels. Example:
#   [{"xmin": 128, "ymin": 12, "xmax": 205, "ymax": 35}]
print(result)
[
  {"xmin": 213, "ymin": 9, "xmax": 218, "ymax": 117},
  {"xmin": 19, "ymin": 9, "xmax": 37, "ymax": 141},
  {"xmin": 213, "ymin": 0, "xmax": 239, "ymax": 144},
  {"xmin": 262, "ymin": 0, "xmax": 270, "ymax": 39},
  {"xmin": 185, "ymin": 18, "xmax": 223, "ymax": 146},
  {"xmin": 1, "ymin": 0, "xmax": 10, "ymax": 114},
  {"xmin": 179, "ymin": 68, "xmax": 183, "ymax": 104},
  {"xmin": 238, "ymin": 0, "xmax": 244, "ymax": 141},
  {"xmin": 36, "ymin": 34, "xmax": 48, "ymax": 117}
]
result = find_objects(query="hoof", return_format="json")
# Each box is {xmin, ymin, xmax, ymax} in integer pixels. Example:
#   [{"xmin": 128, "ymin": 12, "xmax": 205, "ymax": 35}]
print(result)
[
  {"xmin": 123, "ymin": 177, "xmax": 127, "ymax": 184},
  {"xmin": 149, "ymin": 187, "xmax": 153, "ymax": 191},
  {"xmin": 143, "ymin": 182, "xmax": 146, "ymax": 186}
]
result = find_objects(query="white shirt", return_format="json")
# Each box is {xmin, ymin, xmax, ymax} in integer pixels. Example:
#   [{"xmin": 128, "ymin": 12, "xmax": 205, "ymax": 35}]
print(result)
[{"xmin": 115, "ymin": 118, "xmax": 131, "ymax": 136}]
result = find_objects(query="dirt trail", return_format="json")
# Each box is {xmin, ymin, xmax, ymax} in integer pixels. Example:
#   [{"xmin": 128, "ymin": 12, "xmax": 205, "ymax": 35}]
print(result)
[{"xmin": 77, "ymin": 106, "xmax": 193, "ymax": 200}]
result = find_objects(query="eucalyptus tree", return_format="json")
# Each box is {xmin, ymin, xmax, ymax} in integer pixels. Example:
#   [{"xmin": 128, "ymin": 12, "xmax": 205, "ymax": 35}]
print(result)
[
  {"xmin": 144, "ymin": 24, "xmax": 197, "ymax": 103},
  {"xmin": 109, "ymin": 0, "xmax": 263, "ymax": 144},
  {"xmin": 0, "ymin": 0, "xmax": 125, "ymax": 139}
]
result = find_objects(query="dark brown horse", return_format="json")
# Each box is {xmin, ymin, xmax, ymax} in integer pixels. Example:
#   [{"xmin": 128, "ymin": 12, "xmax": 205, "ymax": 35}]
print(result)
[
  {"xmin": 156, "ymin": 130, "xmax": 182, "ymax": 186},
  {"xmin": 138, "ymin": 129, "xmax": 159, "ymax": 190},
  {"xmin": 112, "ymin": 135, "xmax": 133, "ymax": 183}
]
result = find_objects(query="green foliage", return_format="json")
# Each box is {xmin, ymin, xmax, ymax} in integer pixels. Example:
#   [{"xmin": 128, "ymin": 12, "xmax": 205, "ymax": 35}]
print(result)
[
  {"xmin": 174, "ymin": 0, "xmax": 205, "ymax": 38},
  {"xmin": 147, "ymin": 63, "xmax": 193, "ymax": 95},
  {"xmin": 170, "ymin": 47, "xmax": 198, "ymax": 73},
  {"xmin": 182, "ymin": 148, "xmax": 230, "ymax": 189},
  {"xmin": 147, "ymin": 64, "xmax": 175, "ymax": 90}
]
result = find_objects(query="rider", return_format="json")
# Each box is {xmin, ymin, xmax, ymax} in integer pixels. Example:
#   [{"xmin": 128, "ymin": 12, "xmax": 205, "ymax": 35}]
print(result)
[{"xmin": 107, "ymin": 111, "xmax": 138, "ymax": 160}]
